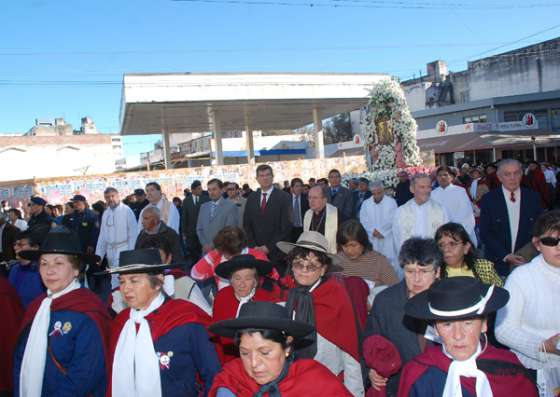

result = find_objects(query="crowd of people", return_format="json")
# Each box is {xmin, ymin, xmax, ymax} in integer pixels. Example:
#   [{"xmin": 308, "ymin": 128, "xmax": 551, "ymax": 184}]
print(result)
[{"xmin": 0, "ymin": 159, "xmax": 559, "ymax": 396}]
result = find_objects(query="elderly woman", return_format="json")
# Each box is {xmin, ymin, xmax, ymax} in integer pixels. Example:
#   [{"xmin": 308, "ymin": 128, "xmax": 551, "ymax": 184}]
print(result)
[
  {"xmin": 13, "ymin": 231, "xmax": 110, "ymax": 397},
  {"xmin": 399, "ymin": 277, "xmax": 537, "ymax": 397},
  {"xmin": 107, "ymin": 248, "xmax": 220, "ymax": 396},
  {"xmin": 365, "ymin": 237, "xmax": 441, "ymax": 397},
  {"xmin": 191, "ymin": 226, "xmax": 277, "ymax": 291},
  {"xmin": 435, "ymin": 223, "xmax": 503, "ymax": 287},
  {"xmin": 209, "ymin": 301, "xmax": 352, "ymax": 396},
  {"xmin": 278, "ymin": 231, "xmax": 364, "ymax": 396},
  {"xmin": 496, "ymin": 210, "xmax": 560, "ymax": 396},
  {"xmin": 212, "ymin": 254, "xmax": 280, "ymax": 363}
]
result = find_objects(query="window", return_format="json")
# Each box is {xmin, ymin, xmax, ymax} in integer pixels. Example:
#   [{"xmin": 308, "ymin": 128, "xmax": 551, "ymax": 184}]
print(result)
[
  {"xmin": 503, "ymin": 110, "xmax": 548, "ymax": 129},
  {"xmin": 463, "ymin": 114, "xmax": 487, "ymax": 124}
]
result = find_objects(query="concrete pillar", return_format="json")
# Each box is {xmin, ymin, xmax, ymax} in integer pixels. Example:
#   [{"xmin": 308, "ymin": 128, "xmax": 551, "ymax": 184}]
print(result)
[
  {"xmin": 212, "ymin": 129, "xmax": 224, "ymax": 166},
  {"xmin": 162, "ymin": 131, "xmax": 171, "ymax": 170},
  {"xmin": 313, "ymin": 108, "xmax": 325, "ymax": 160},
  {"xmin": 492, "ymin": 147, "xmax": 497, "ymax": 162},
  {"xmin": 244, "ymin": 126, "xmax": 255, "ymax": 166}
]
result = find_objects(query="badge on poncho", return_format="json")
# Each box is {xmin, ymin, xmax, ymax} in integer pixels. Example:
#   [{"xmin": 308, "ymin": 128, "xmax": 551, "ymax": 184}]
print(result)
[
  {"xmin": 49, "ymin": 321, "xmax": 63, "ymax": 336},
  {"xmin": 157, "ymin": 351, "xmax": 174, "ymax": 370}
]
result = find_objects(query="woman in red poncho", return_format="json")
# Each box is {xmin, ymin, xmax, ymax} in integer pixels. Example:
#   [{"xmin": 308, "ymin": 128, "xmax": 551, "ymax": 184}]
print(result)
[
  {"xmin": 209, "ymin": 300, "xmax": 352, "ymax": 397},
  {"xmin": 398, "ymin": 276, "xmax": 538, "ymax": 397},
  {"xmin": 212, "ymin": 254, "xmax": 280, "ymax": 363}
]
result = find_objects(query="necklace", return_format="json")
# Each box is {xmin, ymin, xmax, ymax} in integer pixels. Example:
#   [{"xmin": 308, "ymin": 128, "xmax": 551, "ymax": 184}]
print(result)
[{"xmin": 310, "ymin": 209, "xmax": 326, "ymax": 231}]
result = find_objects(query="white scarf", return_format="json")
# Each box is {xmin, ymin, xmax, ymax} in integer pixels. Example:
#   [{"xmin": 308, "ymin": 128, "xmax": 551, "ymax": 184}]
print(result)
[
  {"xmin": 20, "ymin": 279, "xmax": 81, "ymax": 397},
  {"xmin": 235, "ymin": 288, "xmax": 256, "ymax": 317},
  {"xmin": 442, "ymin": 343, "xmax": 493, "ymax": 397},
  {"xmin": 112, "ymin": 293, "xmax": 165, "ymax": 397}
]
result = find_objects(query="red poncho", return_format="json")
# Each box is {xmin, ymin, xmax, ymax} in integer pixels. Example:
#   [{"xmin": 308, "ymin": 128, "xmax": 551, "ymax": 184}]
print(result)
[
  {"xmin": 0, "ymin": 278, "xmax": 23, "ymax": 392},
  {"xmin": 209, "ymin": 358, "xmax": 353, "ymax": 397}
]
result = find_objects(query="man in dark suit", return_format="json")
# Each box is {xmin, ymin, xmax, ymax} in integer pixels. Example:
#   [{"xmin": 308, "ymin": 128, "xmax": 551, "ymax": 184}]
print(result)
[
  {"xmin": 353, "ymin": 177, "xmax": 372, "ymax": 217},
  {"xmin": 181, "ymin": 180, "xmax": 209, "ymax": 263},
  {"xmin": 289, "ymin": 177, "xmax": 309, "ymax": 242},
  {"xmin": 480, "ymin": 159, "xmax": 543, "ymax": 277},
  {"xmin": 0, "ymin": 213, "xmax": 18, "ymax": 262},
  {"xmin": 243, "ymin": 164, "xmax": 293, "ymax": 275},
  {"xmin": 327, "ymin": 169, "xmax": 354, "ymax": 221}
]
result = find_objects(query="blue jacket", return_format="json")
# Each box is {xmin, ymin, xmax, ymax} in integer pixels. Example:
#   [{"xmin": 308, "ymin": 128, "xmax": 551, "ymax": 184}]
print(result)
[
  {"xmin": 13, "ymin": 309, "xmax": 107, "ymax": 397},
  {"xmin": 479, "ymin": 187, "xmax": 543, "ymax": 276},
  {"xmin": 405, "ymin": 366, "xmax": 473, "ymax": 397},
  {"xmin": 61, "ymin": 209, "xmax": 100, "ymax": 251},
  {"xmin": 8, "ymin": 261, "xmax": 45, "ymax": 308}
]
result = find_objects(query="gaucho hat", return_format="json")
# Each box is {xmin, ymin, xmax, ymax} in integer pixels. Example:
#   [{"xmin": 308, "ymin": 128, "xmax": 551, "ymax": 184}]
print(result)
[
  {"xmin": 405, "ymin": 276, "xmax": 509, "ymax": 321},
  {"xmin": 99, "ymin": 248, "xmax": 172, "ymax": 275},
  {"xmin": 214, "ymin": 254, "xmax": 272, "ymax": 279},
  {"xmin": 19, "ymin": 230, "xmax": 100, "ymax": 266},
  {"xmin": 209, "ymin": 301, "xmax": 314, "ymax": 339}
]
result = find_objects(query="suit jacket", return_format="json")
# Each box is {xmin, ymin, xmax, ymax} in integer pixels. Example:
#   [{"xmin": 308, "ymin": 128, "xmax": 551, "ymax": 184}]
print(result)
[
  {"xmin": 353, "ymin": 190, "xmax": 372, "ymax": 216},
  {"xmin": 479, "ymin": 187, "xmax": 543, "ymax": 276},
  {"xmin": 365, "ymin": 281, "xmax": 425, "ymax": 397},
  {"xmin": 196, "ymin": 199, "xmax": 239, "ymax": 248},
  {"xmin": 181, "ymin": 194, "xmax": 209, "ymax": 240},
  {"xmin": 291, "ymin": 193, "xmax": 309, "ymax": 227},
  {"xmin": 1, "ymin": 222, "xmax": 18, "ymax": 261},
  {"xmin": 327, "ymin": 186, "xmax": 354, "ymax": 220},
  {"xmin": 243, "ymin": 188, "xmax": 293, "ymax": 269}
]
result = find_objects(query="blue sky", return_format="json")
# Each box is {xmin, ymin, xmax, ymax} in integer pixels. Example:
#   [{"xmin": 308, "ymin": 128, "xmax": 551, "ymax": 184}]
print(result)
[{"xmin": 1, "ymin": 0, "xmax": 560, "ymax": 161}]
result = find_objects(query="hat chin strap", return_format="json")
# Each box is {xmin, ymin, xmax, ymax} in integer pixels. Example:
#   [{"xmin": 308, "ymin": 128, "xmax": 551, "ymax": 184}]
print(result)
[{"xmin": 428, "ymin": 285, "xmax": 495, "ymax": 318}]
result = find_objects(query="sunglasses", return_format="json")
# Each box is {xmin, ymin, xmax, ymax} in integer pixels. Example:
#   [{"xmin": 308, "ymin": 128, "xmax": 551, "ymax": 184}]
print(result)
[{"xmin": 540, "ymin": 237, "xmax": 560, "ymax": 247}]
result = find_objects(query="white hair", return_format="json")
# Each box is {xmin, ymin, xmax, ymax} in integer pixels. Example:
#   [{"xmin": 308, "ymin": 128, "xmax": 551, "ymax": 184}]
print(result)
[
  {"xmin": 370, "ymin": 180, "xmax": 384, "ymax": 190},
  {"xmin": 497, "ymin": 159, "xmax": 522, "ymax": 173},
  {"xmin": 143, "ymin": 205, "xmax": 161, "ymax": 220}
]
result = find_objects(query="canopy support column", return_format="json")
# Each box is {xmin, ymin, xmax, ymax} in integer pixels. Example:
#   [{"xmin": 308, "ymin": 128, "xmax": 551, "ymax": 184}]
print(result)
[{"xmin": 313, "ymin": 108, "xmax": 325, "ymax": 160}]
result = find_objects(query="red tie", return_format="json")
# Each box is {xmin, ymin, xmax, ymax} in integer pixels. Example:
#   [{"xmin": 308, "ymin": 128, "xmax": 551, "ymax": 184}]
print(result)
[
  {"xmin": 510, "ymin": 191, "xmax": 516, "ymax": 203},
  {"xmin": 261, "ymin": 193, "xmax": 267, "ymax": 213}
]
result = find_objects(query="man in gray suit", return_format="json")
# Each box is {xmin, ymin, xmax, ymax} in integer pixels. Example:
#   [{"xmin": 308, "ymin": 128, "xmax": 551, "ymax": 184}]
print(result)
[
  {"xmin": 196, "ymin": 178, "xmax": 239, "ymax": 253},
  {"xmin": 327, "ymin": 168, "xmax": 354, "ymax": 221}
]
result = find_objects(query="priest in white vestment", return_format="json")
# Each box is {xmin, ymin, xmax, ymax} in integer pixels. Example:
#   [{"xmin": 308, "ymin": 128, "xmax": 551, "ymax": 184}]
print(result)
[
  {"xmin": 393, "ymin": 173, "xmax": 449, "ymax": 260},
  {"xmin": 431, "ymin": 166, "xmax": 478, "ymax": 246},
  {"xmin": 360, "ymin": 180, "xmax": 397, "ymax": 263},
  {"xmin": 138, "ymin": 182, "xmax": 180, "ymax": 234},
  {"xmin": 95, "ymin": 187, "xmax": 138, "ymax": 287}
]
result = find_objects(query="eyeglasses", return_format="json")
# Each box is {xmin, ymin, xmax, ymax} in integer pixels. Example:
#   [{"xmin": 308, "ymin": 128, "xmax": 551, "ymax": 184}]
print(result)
[
  {"xmin": 437, "ymin": 241, "xmax": 463, "ymax": 250},
  {"xmin": 540, "ymin": 237, "xmax": 560, "ymax": 247},
  {"xmin": 292, "ymin": 262, "xmax": 322, "ymax": 272},
  {"xmin": 404, "ymin": 268, "xmax": 436, "ymax": 278}
]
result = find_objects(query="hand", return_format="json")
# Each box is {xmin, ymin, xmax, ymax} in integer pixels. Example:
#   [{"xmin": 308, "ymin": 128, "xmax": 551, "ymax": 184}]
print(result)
[
  {"xmin": 373, "ymin": 229, "xmax": 384, "ymax": 239},
  {"xmin": 368, "ymin": 369, "xmax": 388, "ymax": 391},
  {"xmin": 542, "ymin": 333, "xmax": 560, "ymax": 355},
  {"xmin": 504, "ymin": 254, "xmax": 525, "ymax": 266},
  {"xmin": 257, "ymin": 245, "xmax": 269, "ymax": 254}
]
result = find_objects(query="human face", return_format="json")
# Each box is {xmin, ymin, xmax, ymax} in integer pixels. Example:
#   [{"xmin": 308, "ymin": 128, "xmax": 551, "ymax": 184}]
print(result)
[
  {"xmin": 291, "ymin": 252, "xmax": 327, "ymax": 286},
  {"xmin": 226, "ymin": 185, "xmax": 238, "ymax": 199},
  {"xmin": 104, "ymin": 191, "xmax": 120, "ymax": 209},
  {"xmin": 372, "ymin": 187, "xmax": 384, "ymax": 203},
  {"xmin": 208, "ymin": 182, "xmax": 223, "ymax": 201},
  {"xmin": 438, "ymin": 234, "xmax": 470, "ymax": 268},
  {"xmin": 257, "ymin": 169, "xmax": 274, "ymax": 191},
  {"xmin": 403, "ymin": 262, "xmax": 439, "ymax": 298},
  {"xmin": 73, "ymin": 201, "xmax": 86, "ymax": 212},
  {"xmin": 192, "ymin": 186, "xmax": 203, "ymax": 196},
  {"xmin": 239, "ymin": 332, "xmax": 290, "ymax": 385},
  {"xmin": 146, "ymin": 185, "xmax": 162, "ymax": 204},
  {"xmin": 14, "ymin": 238, "xmax": 34, "ymax": 263},
  {"xmin": 410, "ymin": 177, "xmax": 432, "ymax": 205},
  {"xmin": 8, "ymin": 211, "xmax": 17, "ymax": 223},
  {"xmin": 291, "ymin": 181, "xmax": 303, "ymax": 197},
  {"xmin": 436, "ymin": 171, "xmax": 452, "ymax": 189},
  {"xmin": 30, "ymin": 203, "xmax": 43, "ymax": 216},
  {"xmin": 341, "ymin": 240, "xmax": 365, "ymax": 260},
  {"xmin": 308, "ymin": 186, "xmax": 326, "ymax": 213},
  {"xmin": 328, "ymin": 172, "xmax": 341, "ymax": 188},
  {"xmin": 119, "ymin": 273, "xmax": 162, "ymax": 310},
  {"xmin": 230, "ymin": 268, "xmax": 258, "ymax": 298},
  {"xmin": 358, "ymin": 182, "xmax": 369, "ymax": 192},
  {"xmin": 39, "ymin": 254, "xmax": 79, "ymax": 293},
  {"xmin": 435, "ymin": 318, "xmax": 487, "ymax": 361},
  {"xmin": 497, "ymin": 163, "xmax": 522, "ymax": 192},
  {"xmin": 64, "ymin": 203, "xmax": 73, "ymax": 214},
  {"xmin": 141, "ymin": 212, "xmax": 159, "ymax": 232},
  {"xmin": 534, "ymin": 230, "xmax": 560, "ymax": 267}
]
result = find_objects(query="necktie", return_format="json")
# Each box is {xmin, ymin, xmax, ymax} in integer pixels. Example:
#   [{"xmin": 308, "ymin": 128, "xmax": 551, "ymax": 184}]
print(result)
[
  {"xmin": 293, "ymin": 197, "xmax": 301, "ymax": 227},
  {"xmin": 510, "ymin": 191, "xmax": 516, "ymax": 203},
  {"xmin": 261, "ymin": 193, "xmax": 267, "ymax": 213},
  {"xmin": 210, "ymin": 201, "xmax": 217, "ymax": 221},
  {"xmin": 194, "ymin": 195, "xmax": 198, "ymax": 206}
]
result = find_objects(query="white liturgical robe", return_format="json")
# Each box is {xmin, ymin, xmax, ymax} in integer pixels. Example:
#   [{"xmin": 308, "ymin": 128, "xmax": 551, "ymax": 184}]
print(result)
[
  {"xmin": 96, "ymin": 202, "xmax": 138, "ymax": 287},
  {"xmin": 431, "ymin": 184, "xmax": 477, "ymax": 246},
  {"xmin": 392, "ymin": 198, "xmax": 449, "ymax": 260},
  {"xmin": 360, "ymin": 195, "xmax": 397, "ymax": 263},
  {"xmin": 138, "ymin": 197, "xmax": 180, "ymax": 234}
]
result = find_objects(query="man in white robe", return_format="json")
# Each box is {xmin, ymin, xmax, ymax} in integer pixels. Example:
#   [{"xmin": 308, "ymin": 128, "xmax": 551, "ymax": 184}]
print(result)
[
  {"xmin": 95, "ymin": 187, "xmax": 138, "ymax": 288},
  {"xmin": 393, "ymin": 173, "xmax": 449, "ymax": 260},
  {"xmin": 138, "ymin": 181, "xmax": 180, "ymax": 234},
  {"xmin": 360, "ymin": 180, "xmax": 397, "ymax": 263},
  {"xmin": 431, "ymin": 166, "xmax": 478, "ymax": 246}
]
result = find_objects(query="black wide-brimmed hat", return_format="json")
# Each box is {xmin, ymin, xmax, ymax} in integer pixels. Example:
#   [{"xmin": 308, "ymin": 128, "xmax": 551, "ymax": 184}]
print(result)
[
  {"xmin": 98, "ymin": 248, "xmax": 172, "ymax": 275},
  {"xmin": 19, "ymin": 230, "xmax": 100, "ymax": 265},
  {"xmin": 214, "ymin": 254, "xmax": 273, "ymax": 279},
  {"xmin": 209, "ymin": 301, "xmax": 314, "ymax": 338},
  {"xmin": 405, "ymin": 276, "xmax": 509, "ymax": 321}
]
